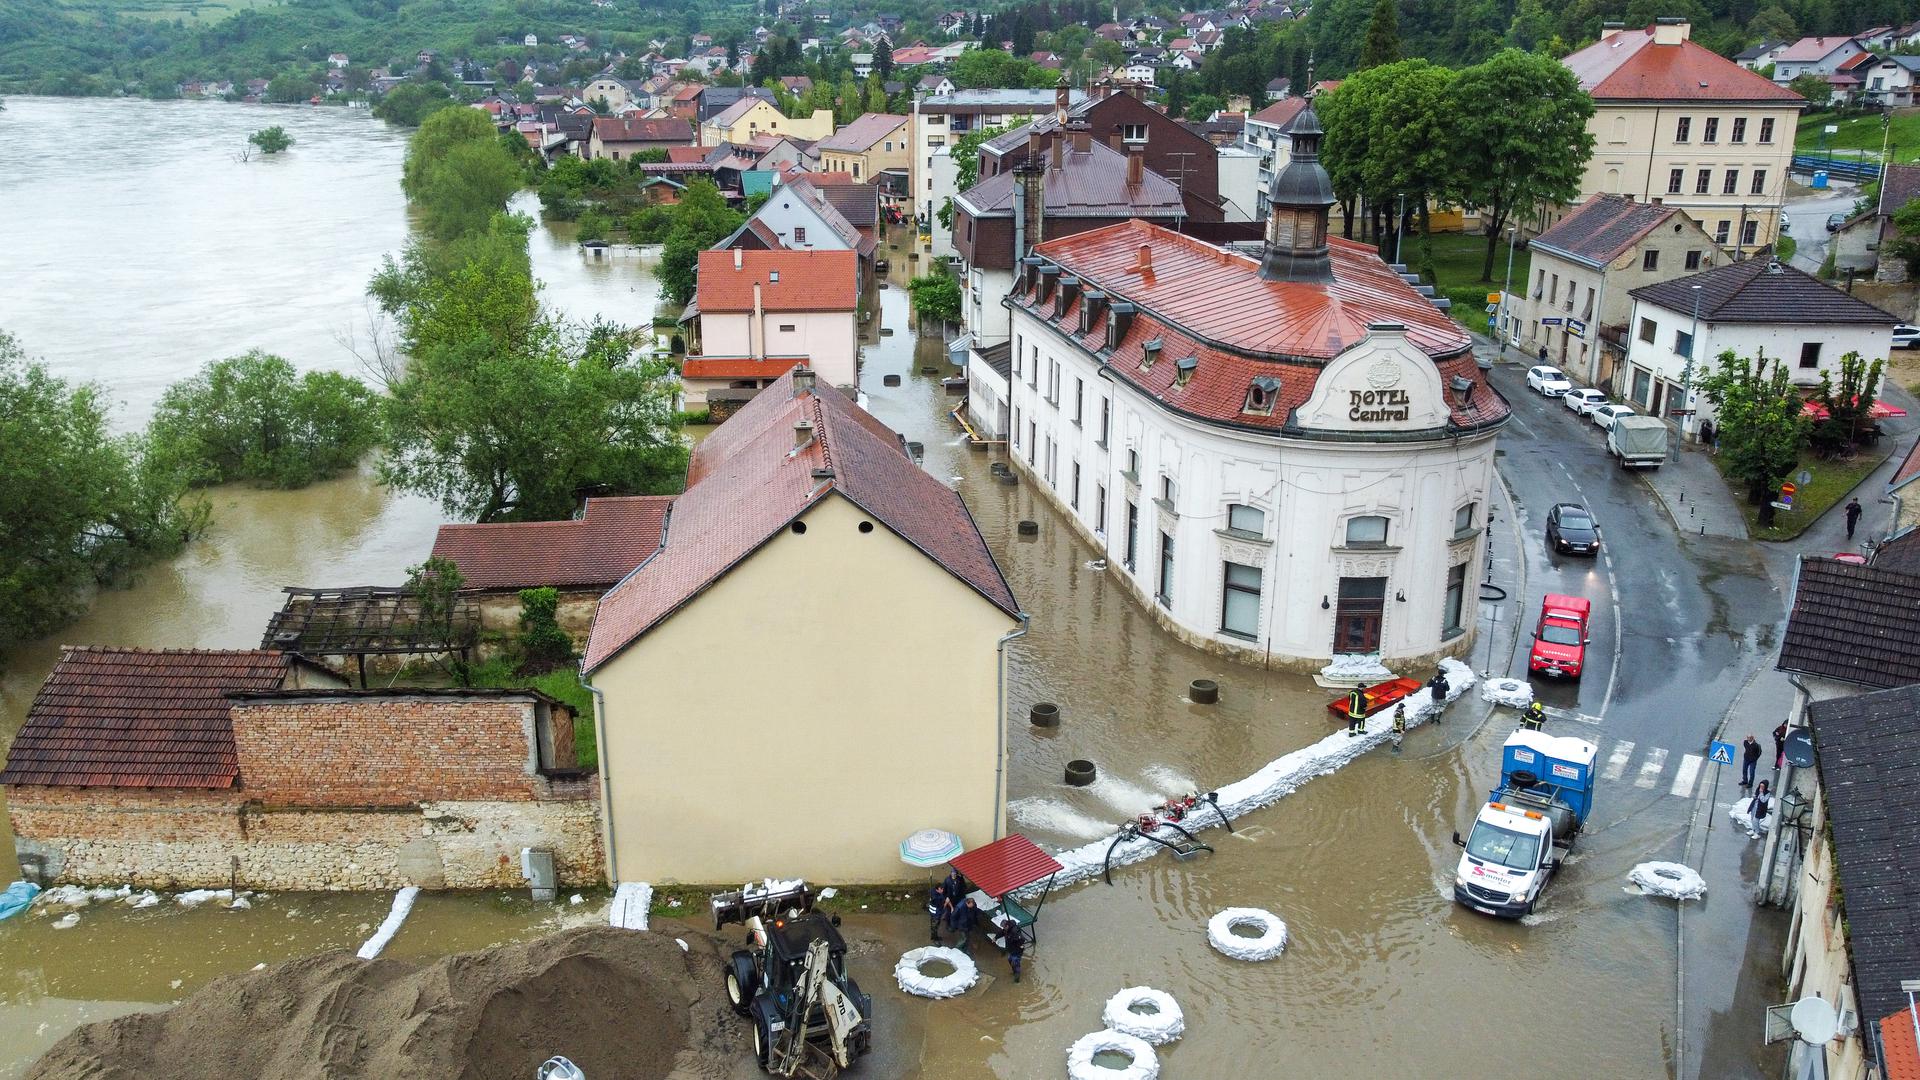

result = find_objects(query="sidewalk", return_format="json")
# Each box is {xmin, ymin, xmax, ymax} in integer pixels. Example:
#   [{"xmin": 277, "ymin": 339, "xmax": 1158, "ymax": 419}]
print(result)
[{"xmin": 1640, "ymin": 441, "xmax": 1751, "ymax": 541}]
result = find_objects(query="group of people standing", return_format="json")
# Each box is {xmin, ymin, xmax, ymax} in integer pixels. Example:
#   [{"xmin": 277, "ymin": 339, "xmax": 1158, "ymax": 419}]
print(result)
[
  {"xmin": 1344, "ymin": 667, "xmax": 1452, "ymax": 739},
  {"xmin": 926, "ymin": 869, "xmax": 1026, "ymax": 983}
]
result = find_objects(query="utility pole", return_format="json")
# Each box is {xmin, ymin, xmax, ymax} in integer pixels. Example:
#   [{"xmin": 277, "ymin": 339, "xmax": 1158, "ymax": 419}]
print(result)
[
  {"xmin": 1679, "ymin": 283, "xmax": 1703, "ymax": 432},
  {"xmin": 1395, "ymin": 191, "xmax": 1406, "ymax": 265},
  {"xmin": 1499, "ymin": 225, "xmax": 1517, "ymax": 349}
]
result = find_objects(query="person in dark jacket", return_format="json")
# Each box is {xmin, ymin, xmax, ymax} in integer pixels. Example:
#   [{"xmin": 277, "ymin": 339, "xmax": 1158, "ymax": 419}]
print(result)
[
  {"xmin": 1740, "ymin": 734, "xmax": 1762, "ymax": 789},
  {"xmin": 999, "ymin": 916, "xmax": 1025, "ymax": 982},
  {"xmin": 1345, "ymin": 687, "xmax": 1367, "ymax": 737},
  {"xmin": 1773, "ymin": 722, "xmax": 1788, "ymax": 771},
  {"xmin": 949, "ymin": 897, "xmax": 980, "ymax": 953},
  {"xmin": 1521, "ymin": 700, "xmax": 1546, "ymax": 731},
  {"xmin": 941, "ymin": 869, "xmax": 965, "ymax": 902},
  {"xmin": 1845, "ymin": 498, "xmax": 1864, "ymax": 540},
  {"xmin": 926, "ymin": 884, "xmax": 948, "ymax": 943},
  {"xmin": 1429, "ymin": 667, "xmax": 1450, "ymax": 707}
]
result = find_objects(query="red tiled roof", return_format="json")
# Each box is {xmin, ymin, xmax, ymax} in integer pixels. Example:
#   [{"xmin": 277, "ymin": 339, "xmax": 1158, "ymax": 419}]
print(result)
[
  {"xmin": 665, "ymin": 145, "xmax": 710, "ymax": 163},
  {"xmin": 429, "ymin": 495, "xmax": 673, "ymax": 591},
  {"xmin": 950, "ymin": 833, "xmax": 1063, "ymax": 896},
  {"xmin": 683, "ymin": 356, "xmax": 811, "ymax": 379},
  {"xmin": 593, "ymin": 116, "xmax": 696, "ymax": 143},
  {"xmin": 0, "ymin": 648, "xmax": 293, "ymax": 789},
  {"xmin": 1891, "ymin": 435, "xmax": 1920, "ymax": 492},
  {"xmin": 697, "ymin": 249, "xmax": 858, "ymax": 312},
  {"xmin": 1563, "ymin": 26, "xmax": 1806, "ymax": 102},
  {"xmin": 1249, "ymin": 97, "xmax": 1308, "ymax": 127},
  {"xmin": 1016, "ymin": 221, "xmax": 1505, "ymax": 434},
  {"xmin": 1880, "ymin": 1008, "xmax": 1920, "ymax": 1080},
  {"xmin": 583, "ymin": 371, "xmax": 1018, "ymax": 671}
]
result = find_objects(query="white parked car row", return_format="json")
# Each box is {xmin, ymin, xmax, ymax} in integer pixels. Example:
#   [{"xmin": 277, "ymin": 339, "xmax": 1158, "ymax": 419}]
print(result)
[{"xmin": 1530, "ymin": 366, "xmax": 1638, "ymax": 432}]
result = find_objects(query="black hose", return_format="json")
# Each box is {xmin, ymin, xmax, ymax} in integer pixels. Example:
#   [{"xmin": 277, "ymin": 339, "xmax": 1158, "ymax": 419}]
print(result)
[{"xmin": 1479, "ymin": 583, "xmax": 1509, "ymax": 600}]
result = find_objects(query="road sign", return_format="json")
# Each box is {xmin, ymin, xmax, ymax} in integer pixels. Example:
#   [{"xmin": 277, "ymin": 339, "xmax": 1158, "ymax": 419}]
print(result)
[
  {"xmin": 1486, "ymin": 292, "xmax": 1502, "ymax": 304},
  {"xmin": 1797, "ymin": 469, "xmax": 1813, "ymax": 485},
  {"xmin": 1709, "ymin": 740, "xmax": 1737, "ymax": 765},
  {"xmin": 1542, "ymin": 316, "xmax": 1563, "ymax": 326}
]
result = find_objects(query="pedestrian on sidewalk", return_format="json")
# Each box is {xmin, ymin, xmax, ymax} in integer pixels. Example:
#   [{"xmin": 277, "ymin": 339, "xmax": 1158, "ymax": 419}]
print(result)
[
  {"xmin": 1345, "ymin": 687, "xmax": 1367, "ymax": 737},
  {"xmin": 1741, "ymin": 734, "xmax": 1762, "ymax": 789},
  {"xmin": 1429, "ymin": 667, "xmax": 1450, "ymax": 709},
  {"xmin": 1772, "ymin": 721, "xmax": 1788, "ymax": 771},
  {"xmin": 1698, "ymin": 418, "xmax": 1716, "ymax": 451},
  {"xmin": 1846, "ymin": 498, "xmax": 1864, "ymax": 540}
]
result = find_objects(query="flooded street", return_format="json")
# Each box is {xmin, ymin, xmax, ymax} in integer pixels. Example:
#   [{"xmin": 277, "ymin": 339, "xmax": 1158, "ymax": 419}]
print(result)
[{"xmin": 0, "ymin": 97, "xmax": 1692, "ymax": 1078}]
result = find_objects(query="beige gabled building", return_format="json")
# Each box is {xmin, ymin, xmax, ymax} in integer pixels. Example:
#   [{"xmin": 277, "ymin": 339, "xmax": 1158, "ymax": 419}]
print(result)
[
  {"xmin": 815, "ymin": 112, "xmax": 911, "ymax": 183},
  {"xmin": 582, "ymin": 369, "xmax": 1021, "ymax": 884},
  {"xmin": 1557, "ymin": 20, "xmax": 1807, "ymax": 252},
  {"xmin": 700, "ymin": 97, "xmax": 833, "ymax": 147}
]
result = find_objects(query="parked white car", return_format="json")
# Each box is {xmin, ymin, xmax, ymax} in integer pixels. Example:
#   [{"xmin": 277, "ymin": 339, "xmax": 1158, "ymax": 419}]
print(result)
[
  {"xmin": 1894, "ymin": 324, "xmax": 1919, "ymax": 349},
  {"xmin": 1591, "ymin": 403, "xmax": 1636, "ymax": 432},
  {"xmin": 1563, "ymin": 389, "xmax": 1609, "ymax": 415},
  {"xmin": 1527, "ymin": 365, "xmax": 1573, "ymax": 396}
]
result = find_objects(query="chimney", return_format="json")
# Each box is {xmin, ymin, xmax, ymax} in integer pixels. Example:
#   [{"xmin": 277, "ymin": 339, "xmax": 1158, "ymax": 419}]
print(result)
[
  {"xmin": 1600, "ymin": 21, "xmax": 1624, "ymax": 39},
  {"xmin": 750, "ymin": 281, "xmax": 764, "ymax": 359},
  {"xmin": 793, "ymin": 418, "xmax": 815, "ymax": 448},
  {"xmin": 1136, "ymin": 243, "xmax": 1152, "ymax": 272},
  {"xmin": 1055, "ymin": 76, "xmax": 1069, "ymax": 122},
  {"xmin": 1018, "ymin": 161, "xmax": 1045, "ymax": 253},
  {"xmin": 1050, "ymin": 131, "xmax": 1063, "ymax": 169},
  {"xmin": 792, "ymin": 367, "xmax": 815, "ymax": 395},
  {"xmin": 1653, "ymin": 18, "xmax": 1690, "ymax": 45},
  {"xmin": 1108, "ymin": 132, "xmax": 1124, "ymax": 151},
  {"xmin": 1028, "ymin": 125, "xmax": 1045, "ymax": 159},
  {"xmin": 1072, "ymin": 128, "xmax": 1091, "ymax": 153},
  {"xmin": 1126, "ymin": 148, "xmax": 1143, "ymax": 187}
]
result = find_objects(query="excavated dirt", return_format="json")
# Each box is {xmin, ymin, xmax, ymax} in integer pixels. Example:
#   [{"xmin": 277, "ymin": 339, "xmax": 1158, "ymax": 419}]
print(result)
[{"xmin": 28, "ymin": 927, "xmax": 753, "ymax": 1080}]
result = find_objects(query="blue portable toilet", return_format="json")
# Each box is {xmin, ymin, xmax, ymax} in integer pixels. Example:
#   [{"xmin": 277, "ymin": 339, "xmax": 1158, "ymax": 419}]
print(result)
[{"xmin": 1813, "ymin": 170, "xmax": 1830, "ymax": 189}]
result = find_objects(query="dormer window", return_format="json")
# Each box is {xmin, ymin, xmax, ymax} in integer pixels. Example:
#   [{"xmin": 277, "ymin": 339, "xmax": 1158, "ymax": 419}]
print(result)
[
  {"xmin": 1174, "ymin": 356, "xmax": 1197, "ymax": 388},
  {"xmin": 1140, "ymin": 338, "xmax": 1163, "ymax": 370},
  {"xmin": 1244, "ymin": 376, "xmax": 1279, "ymax": 416}
]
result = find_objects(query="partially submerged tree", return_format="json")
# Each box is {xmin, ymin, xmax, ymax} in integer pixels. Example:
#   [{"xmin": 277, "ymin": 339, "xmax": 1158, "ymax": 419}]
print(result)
[
  {"xmin": 656, "ymin": 178, "xmax": 745, "ymax": 307},
  {"xmin": 148, "ymin": 351, "xmax": 381, "ymax": 488},
  {"xmin": 249, "ymin": 126, "xmax": 293, "ymax": 154},
  {"xmin": 401, "ymin": 107, "xmax": 524, "ymax": 241}
]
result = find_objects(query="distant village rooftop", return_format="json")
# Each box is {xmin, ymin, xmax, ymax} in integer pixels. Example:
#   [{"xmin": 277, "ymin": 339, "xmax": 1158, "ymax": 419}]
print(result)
[{"xmin": 1562, "ymin": 21, "xmax": 1807, "ymax": 103}]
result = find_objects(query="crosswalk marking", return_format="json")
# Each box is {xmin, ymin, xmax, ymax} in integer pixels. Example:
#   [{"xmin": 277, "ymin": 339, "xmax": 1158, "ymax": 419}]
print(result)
[
  {"xmin": 1635, "ymin": 748, "xmax": 1669, "ymax": 789},
  {"xmin": 1669, "ymin": 754, "xmax": 1704, "ymax": 798},
  {"xmin": 1542, "ymin": 706, "xmax": 1605, "ymax": 726},
  {"xmin": 1602, "ymin": 741, "xmax": 1634, "ymax": 782}
]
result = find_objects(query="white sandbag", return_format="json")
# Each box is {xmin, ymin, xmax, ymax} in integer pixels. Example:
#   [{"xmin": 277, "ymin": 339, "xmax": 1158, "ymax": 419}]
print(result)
[
  {"xmin": 1101, "ymin": 986, "xmax": 1184, "ymax": 1045},
  {"xmin": 894, "ymin": 946, "xmax": 979, "ymax": 999},
  {"xmin": 1066, "ymin": 1029, "xmax": 1159, "ymax": 1080},
  {"xmin": 1207, "ymin": 907, "xmax": 1288, "ymax": 961},
  {"xmin": 1629, "ymin": 861, "xmax": 1707, "ymax": 901}
]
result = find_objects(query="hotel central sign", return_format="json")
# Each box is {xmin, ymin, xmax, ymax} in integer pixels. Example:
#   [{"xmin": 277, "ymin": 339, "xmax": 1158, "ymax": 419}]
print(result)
[{"xmin": 1350, "ymin": 387, "xmax": 1413, "ymax": 422}]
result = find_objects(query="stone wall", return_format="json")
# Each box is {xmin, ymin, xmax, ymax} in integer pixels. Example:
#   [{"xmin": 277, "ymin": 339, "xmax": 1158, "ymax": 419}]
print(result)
[
  {"xmin": 8, "ymin": 786, "xmax": 603, "ymax": 890},
  {"xmin": 473, "ymin": 589, "xmax": 604, "ymax": 648}
]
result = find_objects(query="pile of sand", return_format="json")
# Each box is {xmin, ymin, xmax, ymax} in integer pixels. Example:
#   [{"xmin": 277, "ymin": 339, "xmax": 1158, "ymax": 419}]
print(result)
[{"xmin": 30, "ymin": 927, "xmax": 753, "ymax": 1080}]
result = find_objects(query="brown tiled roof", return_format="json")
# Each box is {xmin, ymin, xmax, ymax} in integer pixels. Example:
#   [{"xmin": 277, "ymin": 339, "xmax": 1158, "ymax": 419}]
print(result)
[
  {"xmin": 1563, "ymin": 26, "xmax": 1806, "ymax": 102},
  {"xmin": 1879, "ymin": 163, "xmax": 1920, "ymax": 218},
  {"xmin": 696, "ymin": 249, "xmax": 857, "ymax": 312},
  {"xmin": 807, "ymin": 178, "xmax": 879, "ymax": 228},
  {"xmin": 1631, "ymin": 259, "xmax": 1896, "ymax": 324},
  {"xmin": 1532, "ymin": 195, "xmax": 1681, "ymax": 267},
  {"xmin": 0, "ymin": 648, "xmax": 292, "ymax": 789},
  {"xmin": 1014, "ymin": 221, "xmax": 1503, "ymax": 435},
  {"xmin": 683, "ymin": 356, "xmax": 811, "ymax": 379},
  {"xmin": 1892, "ymin": 435, "xmax": 1920, "ymax": 492},
  {"xmin": 429, "ymin": 495, "xmax": 673, "ymax": 591},
  {"xmin": 780, "ymin": 177, "xmax": 877, "ymax": 256},
  {"xmin": 1248, "ymin": 97, "xmax": 1308, "ymax": 127},
  {"xmin": 592, "ymin": 116, "xmax": 695, "ymax": 143},
  {"xmin": 815, "ymin": 112, "xmax": 909, "ymax": 152},
  {"xmin": 958, "ymin": 141, "xmax": 1187, "ymax": 219},
  {"xmin": 1778, "ymin": 556, "xmax": 1920, "ymax": 688},
  {"xmin": 1873, "ymin": 528, "xmax": 1920, "ymax": 574},
  {"xmin": 583, "ymin": 371, "xmax": 1018, "ymax": 671},
  {"xmin": 1772, "ymin": 35, "xmax": 1859, "ymax": 62}
]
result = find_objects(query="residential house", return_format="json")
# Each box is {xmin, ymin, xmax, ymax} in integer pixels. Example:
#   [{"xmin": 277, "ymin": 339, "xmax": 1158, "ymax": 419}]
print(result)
[
  {"xmin": 430, "ymin": 495, "xmax": 673, "ymax": 644},
  {"xmin": 701, "ymin": 96, "xmax": 834, "ymax": 147},
  {"xmin": 1834, "ymin": 163, "xmax": 1920, "ymax": 280},
  {"xmin": 1509, "ymin": 194, "xmax": 1724, "ymax": 387},
  {"xmin": 1264, "ymin": 76, "xmax": 1291, "ymax": 100},
  {"xmin": 1732, "ymin": 41, "xmax": 1783, "ymax": 71},
  {"xmin": 696, "ymin": 85, "xmax": 775, "ymax": 123},
  {"xmin": 778, "ymin": 75, "xmax": 814, "ymax": 96},
  {"xmin": 917, "ymin": 74, "xmax": 956, "ymax": 96},
  {"xmin": 328, "ymin": 52, "xmax": 350, "ymax": 68},
  {"xmin": 851, "ymin": 52, "xmax": 875, "ymax": 78},
  {"xmin": 718, "ymin": 175, "xmax": 878, "ymax": 286},
  {"xmin": 587, "ymin": 116, "xmax": 696, "ymax": 161},
  {"xmin": 815, "ymin": 112, "xmax": 911, "ymax": 183},
  {"xmin": 912, "ymin": 87, "xmax": 1086, "ymax": 257},
  {"xmin": 584, "ymin": 76, "xmax": 640, "ymax": 112},
  {"xmin": 1241, "ymin": 96, "xmax": 1308, "ymax": 218},
  {"xmin": 1771, "ymin": 35, "xmax": 1871, "ymax": 82},
  {"xmin": 1891, "ymin": 438, "xmax": 1920, "ymax": 536},
  {"xmin": 995, "ymin": 109, "xmax": 1506, "ymax": 668},
  {"xmin": 582, "ymin": 368, "xmax": 1020, "ymax": 884},
  {"xmin": 1622, "ymin": 259, "xmax": 1896, "ymax": 438},
  {"xmin": 1857, "ymin": 24, "xmax": 1899, "ymax": 49},
  {"xmin": 1, "ymin": 648, "xmax": 601, "ymax": 890},
  {"xmin": 804, "ymin": 174, "xmax": 883, "ymax": 245},
  {"xmin": 1122, "ymin": 57, "xmax": 1159, "ymax": 85},
  {"xmin": 683, "ymin": 249, "xmax": 859, "ymax": 403},
  {"xmin": 978, "ymin": 82, "xmax": 1223, "ymax": 220},
  {"xmin": 956, "ymin": 130, "xmax": 1194, "ymax": 348},
  {"xmin": 1854, "ymin": 54, "xmax": 1920, "ymax": 106},
  {"xmin": 1559, "ymin": 21, "xmax": 1806, "ymax": 250}
]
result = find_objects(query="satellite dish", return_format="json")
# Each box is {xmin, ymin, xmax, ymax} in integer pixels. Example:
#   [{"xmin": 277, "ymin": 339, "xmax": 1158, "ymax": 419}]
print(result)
[{"xmin": 1789, "ymin": 997, "xmax": 1839, "ymax": 1045}]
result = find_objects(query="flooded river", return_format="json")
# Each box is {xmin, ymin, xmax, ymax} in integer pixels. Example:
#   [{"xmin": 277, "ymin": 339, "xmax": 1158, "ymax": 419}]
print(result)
[{"xmin": 0, "ymin": 97, "xmax": 1682, "ymax": 1077}]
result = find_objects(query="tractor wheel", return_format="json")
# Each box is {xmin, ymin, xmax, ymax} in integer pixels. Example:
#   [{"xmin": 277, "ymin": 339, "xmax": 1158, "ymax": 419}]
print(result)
[
  {"xmin": 726, "ymin": 950, "xmax": 757, "ymax": 1016},
  {"xmin": 751, "ymin": 1003, "xmax": 775, "ymax": 1072}
]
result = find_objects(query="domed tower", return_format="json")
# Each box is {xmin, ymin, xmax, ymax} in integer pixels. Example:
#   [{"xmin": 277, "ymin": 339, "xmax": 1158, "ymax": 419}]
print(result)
[{"xmin": 1258, "ymin": 104, "xmax": 1336, "ymax": 284}]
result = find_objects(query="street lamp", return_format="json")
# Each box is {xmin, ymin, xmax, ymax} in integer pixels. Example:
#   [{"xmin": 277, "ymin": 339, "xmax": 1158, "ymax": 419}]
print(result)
[
  {"xmin": 1679, "ymin": 283, "xmax": 1703, "ymax": 431},
  {"xmin": 1395, "ymin": 191, "xmax": 1406, "ymax": 266},
  {"xmin": 1499, "ymin": 224, "xmax": 1518, "ymax": 349}
]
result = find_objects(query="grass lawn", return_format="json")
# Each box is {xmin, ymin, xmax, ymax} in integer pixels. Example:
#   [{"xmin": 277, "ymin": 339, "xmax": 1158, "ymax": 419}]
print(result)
[
  {"xmin": 1713, "ymin": 446, "xmax": 1892, "ymax": 541},
  {"xmin": 1420, "ymin": 230, "xmax": 1532, "ymax": 337},
  {"xmin": 1794, "ymin": 109, "xmax": 1920, "ymax": 164}
]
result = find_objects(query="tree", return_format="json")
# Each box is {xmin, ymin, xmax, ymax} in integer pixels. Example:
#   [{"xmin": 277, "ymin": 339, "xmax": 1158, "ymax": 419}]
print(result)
[
  {"xmin": 1184, "ymin": 93, "xmax": 1225, "ymax": 121},
  {"xmin": 1449, "ymin": 49, "xmax": 1595, "ymax": 281},
  {"xmin": 575, "ymin": 208, "xmax": 613, "ymax": 244},
  {"xmin": 0, "ymin": 332, "xmax": 203, "ymax": 648},
  {"xmin": 908, "ymin": 273, "xmax": 962, "ymax": 327},
  {"xmin": 1788, "ymin": 72, "xmax": 1831, "ymax": 106},
  {"xmin": 1748, "ymin": 6, "xmax": 1798, "ymax": 42},
  {"xmin": 952, "ymin": 125, "xmax": 1008, "ymax": 193},
  {"xmin": 516, "ymin": 586, "xmax": 573, "ymax": 668},
  {"xmin": 951, "ymin": 48, "xmax": 1057, "ymax": 89},
  {"xmin": 147, "ymin": 352, "xmax": 381, "ymax": 488},
  {"xmin": 405, "ymin": 556, "xmax": 465, "ymax": 647},
  {"xmin": 1697, "ymin": 350, "xmax": 1809, "ymax": 508},
  {"xmin": 372, "ymin": 83, "xmax": 457, "ymax": 126},
  {"xmin": 876, "ymin": 43, "xmax": 895, "ymax": 81},
  {"xmin": 249, "ymin": 126, "xmax": 293, "ymax": 154},
  {"xmin": 265, "ymin": 72, "xmax": 318, "ymax": 103},
  {"xmin": 1808, "ymin": 350, "xmax": 1885, "ymax": 454},
  {"xmin": 370, "ymin": 219, "xmax": 687, "ymax": 521},
  {"xmin": 402, "ymin": 106, "xmax": 524, "ymax": 241},
  {"xmin": 1358, "ymin": 0, "xmax": 1402, "ymax": 70},
  {"xmin": 656, "ymin": 178, "xmax": 745, "ymax": 307}
]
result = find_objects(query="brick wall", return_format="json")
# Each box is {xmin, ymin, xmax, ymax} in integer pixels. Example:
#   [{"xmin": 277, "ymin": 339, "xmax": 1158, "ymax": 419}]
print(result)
[{"xmin": 229, "ymin": 696, "xmax": 548, "ymax": 806}]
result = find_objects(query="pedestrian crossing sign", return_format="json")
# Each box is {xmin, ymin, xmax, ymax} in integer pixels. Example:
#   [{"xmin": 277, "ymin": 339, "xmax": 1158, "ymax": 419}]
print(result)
[{"xmin": 1709, "ymin": 740, "xmax": 1737, "ymax": 765}]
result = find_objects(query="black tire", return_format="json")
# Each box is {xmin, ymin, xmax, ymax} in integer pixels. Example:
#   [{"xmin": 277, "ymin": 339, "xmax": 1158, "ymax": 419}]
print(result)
[
  {"xmin": 751, "ymin": 998, "xmax": 775, "ymax": 1072},
  {"xmin": 726, "ymin": 951, "xmax": 758, "ymax": 1016}
]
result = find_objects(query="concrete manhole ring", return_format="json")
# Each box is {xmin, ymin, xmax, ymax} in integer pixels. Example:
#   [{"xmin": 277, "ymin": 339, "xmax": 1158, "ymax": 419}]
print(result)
[
  {"xmin": 1100, "ymin": 986, "xmax": 1184, "ymax": 1045},
  {"xmin": 1066, "ymin": 1029, "xmax": 1160, "ymax": 1080},
  {"xmin": 893, "ymin": 946, "xmax": 978, "ymax": 998},
  {"xmin": 1207, "ymin": 907, "xmax": 1288, "ymax": 961}
]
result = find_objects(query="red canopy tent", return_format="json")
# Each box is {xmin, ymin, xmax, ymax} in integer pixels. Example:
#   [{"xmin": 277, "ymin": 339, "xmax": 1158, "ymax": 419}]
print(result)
[
  {"xmin": 1801, "ymin": 398, "xmax": 1909, "ymax": 420},
  {"xmin": 949, "ymin": 833, "xmax": 1063, "ymax": 947}
]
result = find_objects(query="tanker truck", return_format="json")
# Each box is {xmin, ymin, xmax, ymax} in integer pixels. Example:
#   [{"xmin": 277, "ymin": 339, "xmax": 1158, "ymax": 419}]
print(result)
[{"xmin": 1451, "ymin": 729, "xmax": 1598, "ymax": 918}]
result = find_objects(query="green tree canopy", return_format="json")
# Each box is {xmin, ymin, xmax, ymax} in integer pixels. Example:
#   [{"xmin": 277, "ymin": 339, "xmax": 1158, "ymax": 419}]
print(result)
[
  {"xmin": 950, "ymin": 48, "xmax": 1060, "ymax": 89},
  {"xmin": 1696, "ymin": 350, "xmax": 1809, "ymax": 507},
  {"xmin": 656, "ymin": 178, "xmax": 745, "ymax": 307},
  {"xmin": 908, "ymin": 273, "xmax": 962, "ymax": 326},
  {"xmin": 0, "ymin": 332, "xmax": 204, "ymax": 648},
  {"xmin": 1449, "ymin": 49, "xmax": 1595, "ymax": 280},
  {"xmin": 1808, "ymin": 350, "xmax": 1885, "ymax": 455},
  {"xmin": 147, "ymin": 352, "xmax": 381, "ymax": 489},
  {"xmin": 249, "ymin": 126, "xmax": 293, "ymax": 154},
  {"xmin": 953, "ymin": 125, "xmax": 1008, "ymax": 194},
  {"xmin": 1358, "ymin": 0, "xmax": 1402, "ymax": 70},
  {"xmin": 402, "ymin": 106, "xmax": 525, "ymax": 241},
  {"xmin": 372, "ymin": 83, "xmax": 458, "ymax": 126}
]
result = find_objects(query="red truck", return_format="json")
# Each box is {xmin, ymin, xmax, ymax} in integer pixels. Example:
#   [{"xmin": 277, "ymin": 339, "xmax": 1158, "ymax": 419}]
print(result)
[{"xmin": 1528, "ymin": 594, "xmax": 1592, "ymax": 679}]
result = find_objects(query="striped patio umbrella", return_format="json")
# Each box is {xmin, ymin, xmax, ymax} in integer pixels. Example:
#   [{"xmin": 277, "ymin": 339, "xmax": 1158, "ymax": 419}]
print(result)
[{"xmin": 900, "ymin": 828, "xmax": 965, "ymax": 868}]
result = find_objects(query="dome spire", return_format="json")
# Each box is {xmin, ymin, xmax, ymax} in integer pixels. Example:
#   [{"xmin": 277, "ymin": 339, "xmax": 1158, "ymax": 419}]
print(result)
[{"xmin": 1258, "ymin": 103, "xmax": 1336, "ymax": 284}]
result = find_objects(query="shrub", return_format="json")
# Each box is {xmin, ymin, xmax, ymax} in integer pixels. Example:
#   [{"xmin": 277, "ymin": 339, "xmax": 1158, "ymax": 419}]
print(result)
[
  {"xmin": 148, "ymin": 351, "xmax": 381, "ymax": 488},
  {"xmin": 517, "ymin": 586, "xmax": 573, "ymax": 669}
]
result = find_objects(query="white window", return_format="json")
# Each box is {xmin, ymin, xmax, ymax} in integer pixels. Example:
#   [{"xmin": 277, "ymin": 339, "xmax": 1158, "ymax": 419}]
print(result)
[
  {"xmin": 1161, "ymin": 474, "xmax": 1177, "ymax": 505},
  {"xmin": 1123, "ymin": 123, "xmax": 1148, "ymax": 143},
  {"xmin": 1345, "ymin": 515, "xmax": 1389, "ymax": 546},
  {"xmin": 1221, "ymin": 562, "xmax": 1261, "ymax": 638},
  {"xmin": 1454, "ymin": 503, "xmax": 1476, "ymax": 534},
  {"xmin": 1227, "ymin": 503, "xmax": 1265, "ymax": 536}
]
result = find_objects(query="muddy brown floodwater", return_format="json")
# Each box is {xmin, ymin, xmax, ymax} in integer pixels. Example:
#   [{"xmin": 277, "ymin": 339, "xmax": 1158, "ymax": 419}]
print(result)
[{"xmin": 0, "ymin": 97, "xmax": 1678, "ymax": 1078}]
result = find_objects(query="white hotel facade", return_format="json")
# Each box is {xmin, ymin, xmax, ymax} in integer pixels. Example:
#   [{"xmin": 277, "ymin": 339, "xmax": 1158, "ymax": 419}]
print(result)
[{"xmin": 997, "ymin": 108, "xmax": 1510, "ymax": 669}]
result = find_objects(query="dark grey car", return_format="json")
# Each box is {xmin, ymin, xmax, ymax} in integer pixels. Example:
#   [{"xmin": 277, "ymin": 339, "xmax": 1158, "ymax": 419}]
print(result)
[{"xmin": 1546, "ymin": 503, "xmax": 1600, "ymax": 555}]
